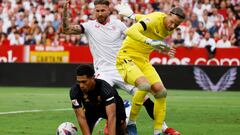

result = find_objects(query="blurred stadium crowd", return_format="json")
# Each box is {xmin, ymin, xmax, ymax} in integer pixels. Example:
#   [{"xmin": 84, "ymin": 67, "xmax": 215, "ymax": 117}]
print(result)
[{"xmin": 0, "ymin": 0, "xmax": 239, "ymax": 47}]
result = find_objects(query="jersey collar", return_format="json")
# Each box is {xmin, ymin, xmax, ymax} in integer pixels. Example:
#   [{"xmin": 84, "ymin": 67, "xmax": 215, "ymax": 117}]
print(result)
[{"xmin": 97, "ymin": 17, "xmax": 110, "ymax": 25}]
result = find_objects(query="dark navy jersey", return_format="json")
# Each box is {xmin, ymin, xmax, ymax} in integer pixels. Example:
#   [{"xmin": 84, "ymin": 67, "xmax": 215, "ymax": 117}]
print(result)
[{"xmin": 70, "ymin": 79, "xmax": 125, "ymax": 118}]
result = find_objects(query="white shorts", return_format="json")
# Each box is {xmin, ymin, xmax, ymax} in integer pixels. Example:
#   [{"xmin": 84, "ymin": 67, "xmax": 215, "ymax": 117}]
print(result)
[{"xmin": 95, "ymin": 67, "xmax": 136, "ymax": 95}]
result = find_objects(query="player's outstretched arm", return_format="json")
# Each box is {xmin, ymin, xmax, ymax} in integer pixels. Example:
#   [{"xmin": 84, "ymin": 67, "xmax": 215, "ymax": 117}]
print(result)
[
  {"xmin": 114, "ymin": 3, "xmax": 145, "ymax": 21},
  {"xmin": 62, "ymin": 0, "xmax": 82, "ymax": 34},
  {"xmin": 74, "ymin": 108, "xmax": 91, "ymax": 135},
  {"xmin": 125, "ymin": 22, "xmax": 148, "ymax": 42},
  {"xmin": 114, "ymin": 3, "xmax": 135, "ymax": 19},
  {"xmin": 106, "ymin": 103, "xmax": 116, "ymax": 135},
  {"xmin": 125, "ymin": 22, "xmax": 170, "ymax": 51},
  {"xmin": 145, "ymin": 38, "xmax": 171, "ymax": 51}
]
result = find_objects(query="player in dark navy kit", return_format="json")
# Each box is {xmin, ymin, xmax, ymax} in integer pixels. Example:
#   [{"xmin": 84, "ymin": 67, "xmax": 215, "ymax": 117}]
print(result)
[{"xmin": 70, "ymin": 64, "xmax": 127, "ymax": 135}]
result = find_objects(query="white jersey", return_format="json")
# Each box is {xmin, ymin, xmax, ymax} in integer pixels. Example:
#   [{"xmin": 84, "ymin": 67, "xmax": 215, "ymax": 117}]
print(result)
[
  {"xmin": 82, "ymin": 18, "xmax": 127, "ymax": 71},
  {"xmin": 81, "ymin": 18, "xmax": 136, "ymax": 94}
]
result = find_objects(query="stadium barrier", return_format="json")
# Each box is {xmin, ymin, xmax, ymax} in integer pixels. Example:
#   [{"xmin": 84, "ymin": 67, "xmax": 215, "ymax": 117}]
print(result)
[
  {"xmin": 0, "ymin": 45, "xmax": 240, "ymax": 66},
  {"xmin": 0, "ymin": 63, "xmax": 239, "ymax": 91}
]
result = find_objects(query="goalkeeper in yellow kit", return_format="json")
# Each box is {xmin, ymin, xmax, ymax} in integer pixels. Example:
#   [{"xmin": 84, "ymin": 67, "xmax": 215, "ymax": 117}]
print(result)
[{"xmin": 115, "ymin": 4, "xmax": 185, "ymax": 135}]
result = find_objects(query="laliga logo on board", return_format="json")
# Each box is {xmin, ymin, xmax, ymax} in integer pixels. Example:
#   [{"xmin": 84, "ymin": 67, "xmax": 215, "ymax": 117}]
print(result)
[
  {"xmin": 193, "ymin": 67, "xmax": 237, "ymax": 91},
  {"xmin": 150, "ymin": 57, "xmax": 240, "ymax": 66}
]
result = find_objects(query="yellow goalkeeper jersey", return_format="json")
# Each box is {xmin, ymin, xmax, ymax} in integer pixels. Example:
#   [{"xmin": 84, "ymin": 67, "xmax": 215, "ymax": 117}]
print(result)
[{"xmin": 120, "ymin": 12, "xmax": 173, "ymax": 55}]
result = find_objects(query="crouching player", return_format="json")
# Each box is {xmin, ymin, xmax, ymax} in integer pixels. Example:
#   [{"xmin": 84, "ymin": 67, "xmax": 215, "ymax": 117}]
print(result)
[{"xmin": 70, "ymin": 64, "xmax": 127, "ymax": 135}]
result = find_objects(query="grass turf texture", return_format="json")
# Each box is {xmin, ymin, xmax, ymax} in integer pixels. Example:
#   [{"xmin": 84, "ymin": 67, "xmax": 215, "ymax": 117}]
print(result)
[{"xmin": 0, "ymin": 87, "xmax": 239, "ymax": 135}]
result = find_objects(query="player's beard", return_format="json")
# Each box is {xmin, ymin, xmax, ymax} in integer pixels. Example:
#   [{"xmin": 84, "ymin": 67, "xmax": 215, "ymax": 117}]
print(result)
[
  {"xmin": 167, "ymin": 25, "xmax": 174, "ymax": 31},
  {"xmin": 97, "ymin": 15, "xmax": 108, "ymax": 24}
]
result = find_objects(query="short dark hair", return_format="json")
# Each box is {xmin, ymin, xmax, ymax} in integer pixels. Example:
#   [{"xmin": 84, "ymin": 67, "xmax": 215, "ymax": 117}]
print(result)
[
  {"xmin": 94, "ymin": 0, "xmax": 110, "ymax": 6},
  {"xmin": 170, "ymin": 7, "xmax": 185, "ymax": 19},
  {"xmin": 76, "ymin": 64, "xmax": 94, "ymax": 77}
]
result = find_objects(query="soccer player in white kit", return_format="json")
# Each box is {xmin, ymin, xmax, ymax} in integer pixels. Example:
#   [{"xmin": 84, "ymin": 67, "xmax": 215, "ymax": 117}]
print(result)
[{"xmin": 62, "ymin": 0, "xmax": 180, "ymax": 135}]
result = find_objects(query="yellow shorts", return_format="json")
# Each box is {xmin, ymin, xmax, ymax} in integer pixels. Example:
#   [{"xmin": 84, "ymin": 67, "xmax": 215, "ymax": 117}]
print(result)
[{"xmin": 116, "ymin": 50, "xmax": 162, "ymax": 86}]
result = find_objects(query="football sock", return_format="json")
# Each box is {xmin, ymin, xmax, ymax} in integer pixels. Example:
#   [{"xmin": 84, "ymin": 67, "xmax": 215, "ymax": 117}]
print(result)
[
  {"xmin": 162, "ymin": 121, "xmax": 168, "ymax": 132},
  {"xmin": 154, "ymin": 130, "xmax": 161, "ymax": 135},
  {"xmin": 143, "ymin": 97, "xmax": 154, "ymax": 119},
  {"xmin": 127, "ymin": 120, "xmax": 136, "ymax": 125},
  {"xmin": 129, "ymin": 90, "xmax": 148, "ymax": 121},
  {"xmin": 154, "ymin": 97, "xmax": 166, "ymax": 131}
]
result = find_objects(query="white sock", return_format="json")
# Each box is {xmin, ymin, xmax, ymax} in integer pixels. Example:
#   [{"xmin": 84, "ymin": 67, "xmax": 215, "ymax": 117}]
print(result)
[
  {"xmin": 144, "ymin": 95, "xmax": 150, "ymax": 102},
  {"xmin": 162, "ymin": 121, "xmax": 168, "ymax": 132},
  {"xmin": 127, "ymin": 120, "xmax": 136, "ymax": 125},
  {"xmin": 154, "ymin": 129, "xmax": 161, "ymax": 135},
  {"xmin": 125, "ymin": 104, "xmax": 132, "ymax": 124}
]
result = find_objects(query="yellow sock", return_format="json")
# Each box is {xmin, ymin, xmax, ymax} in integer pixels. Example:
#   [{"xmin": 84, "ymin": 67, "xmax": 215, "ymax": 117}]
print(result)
[
  {"xmin": 153, "ymin": 97, "xmax": 166, "ymax": 130},
  {"xmin": 129, "ymin": 90, "xmax": 148, "ymax": 121}
]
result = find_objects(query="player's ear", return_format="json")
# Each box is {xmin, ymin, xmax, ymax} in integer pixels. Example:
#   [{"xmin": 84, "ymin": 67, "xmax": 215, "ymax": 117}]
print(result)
[{"xmin": 91, "ymin": 76, "xmax": 95, "ymax": 79}]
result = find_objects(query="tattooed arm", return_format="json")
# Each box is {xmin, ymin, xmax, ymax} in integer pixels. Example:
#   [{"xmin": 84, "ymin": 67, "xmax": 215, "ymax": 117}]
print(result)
[{"xmin": 62, "ymin": 0, "xmax": 83, "ymax": 34}]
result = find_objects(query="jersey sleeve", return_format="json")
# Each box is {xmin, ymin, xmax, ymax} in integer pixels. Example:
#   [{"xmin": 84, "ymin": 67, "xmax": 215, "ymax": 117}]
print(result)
[
  {"xmin": 125, "ymin": 22, "xmax": 148, "ymax": 42},
  {"xmin": 125, "ymin": 13, "xmax": 158, "ymax": 43},
  {"xmin": 69, "ymin": 85, "xmax": 82, "ymax": 109},
  {"xmin": 135, "ymin": 14, "xmax": 145, "ymax": 22},
  {"xmin": 100, "ymin": 81, "xmax": 117, "ymax": 106}
]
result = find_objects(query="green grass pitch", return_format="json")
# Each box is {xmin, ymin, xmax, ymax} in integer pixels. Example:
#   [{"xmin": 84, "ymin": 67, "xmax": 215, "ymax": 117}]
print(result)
[{"xmin": 0, "ymin": 87, "xmax": 240, "ymax": 135}]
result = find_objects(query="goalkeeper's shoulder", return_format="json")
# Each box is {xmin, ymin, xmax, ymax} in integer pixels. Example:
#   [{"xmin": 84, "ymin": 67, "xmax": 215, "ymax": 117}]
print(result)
[
  {"xmin": 137, "ymin": 12, "xmax": 167, "ymax": 24},
  {"xmin": 135, "ymin": 12, "xmax": 166, "ymax": 22},
  {"xmin": 135, "ymin": 14, "xmax": 145, "ymax": 21},
  {"xmin": 146, "ymin": 12, "xmax": 167, "ymax": 18}
]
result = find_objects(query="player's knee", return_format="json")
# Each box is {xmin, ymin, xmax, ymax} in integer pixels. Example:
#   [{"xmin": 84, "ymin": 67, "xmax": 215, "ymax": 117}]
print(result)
[
  {"xmin": 137, "ymin": 83, "xmax": 151, "ymax": 91},
  {"xmin": 154, "ymin": 89, "xmax": 167, "ymax": 98}
]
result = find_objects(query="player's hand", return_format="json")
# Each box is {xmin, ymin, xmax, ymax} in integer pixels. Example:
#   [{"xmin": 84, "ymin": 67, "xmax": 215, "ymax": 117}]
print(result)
[
  {"xmin": 114, "ymin": 3, "xmax": 135, "ymax": 19},
  {"xmin": 157, "ymin": 46, "xmax": 176, "ymax": 58},
  {"xmin": 167, "ymin": 47, "xmax": 176, "ymax": 58},
  {"xmin": 64, "ymin": 0, "xmax": 70, "ymax": 8},
  {"xmin": 145, "ymin": 38, "xmax": 170, "ymax": 51}
]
